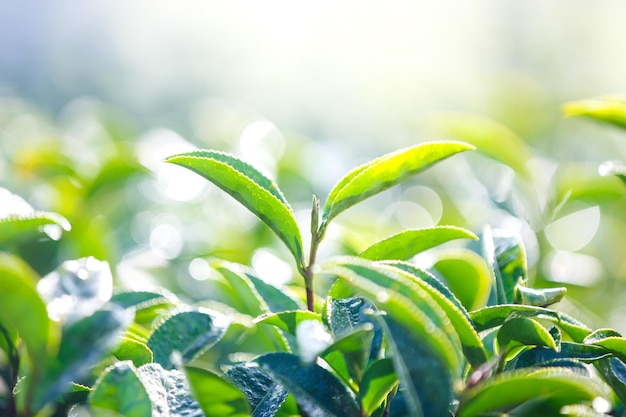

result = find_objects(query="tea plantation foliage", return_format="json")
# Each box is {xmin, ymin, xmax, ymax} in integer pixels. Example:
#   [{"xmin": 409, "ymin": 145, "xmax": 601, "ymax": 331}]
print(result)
[{"xmin": 2, "ymin": 97, "xmax": 626, "ymax": 416}]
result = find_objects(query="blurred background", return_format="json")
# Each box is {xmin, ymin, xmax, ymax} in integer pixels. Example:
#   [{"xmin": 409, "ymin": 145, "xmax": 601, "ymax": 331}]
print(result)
[{"xmin": 2, "ymin": 1, "xmax": 626, "ymax": 329}]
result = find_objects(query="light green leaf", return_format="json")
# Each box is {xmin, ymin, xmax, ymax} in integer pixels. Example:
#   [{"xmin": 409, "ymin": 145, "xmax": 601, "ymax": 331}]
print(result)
[
  {"xmin": 89, "ymin": 361, "xmax": 152, "ymax": 417},
  {"xmin": 321, "ymin": 328, "xmax": 373, "ymax": 388},
  {"xmin": 185, "ymin": 366, "xmax": 251, "ymax": 417},
  {"xmin": 323, "ymin": 258, "xmax": 462, "ymax": 376},
  {"xmin": 0, "ymin": 252, "xmax": 57, "ymax": 374},
  {"xmin": 470, "ymin": 305, "xmax": 591, "ymax": 342},
  {"xmin": 255, "ymin": 352, "xmax": 360, "ymax": 417},
  {"xmin": 431, "ymin": 112, "xmax": 533, "ymax": 178},
  {"xmin": 359, "ymin": 226, "xmax": 477, "ymax": 261},
  {"xmin": 147, "ymin": 309, "xmax": 230, "ymax": 369},
  {"xmin": 384, "ymin": 261, "xmax": 487, "ymax": 368},
  {"xmin": 165, "ymin": 150, "xmax": 304, "ymax": 270},
  {"xmin": 563, "ymin": 96, "xmax": 626, "ymax": 131},
  {"xmin": 359, "ymin": 358, "xmax": 398, "ymax": 417},
  {"xmin": 429, "ymin": 248, "xmax": 492, "ymax": 311},
  {"xmin": 587, "ymin": 336, "xmax": 626, "ymax": 364},
  {"xmin": 497, "ymin": 317, "xmax": 557, "ymax": 353},
  {"xmin": 322, "ymin": 141, "xmax": 474, "ymax": 224},
  {"xmin": 254, "ymin": 310, "xmax": 322, "ymax": 335},
  {"xmin": 112, "ymin": 336, "xmax": 154, "ymax": 367},
  {"xmin": 517, "ymin": 285, "xmax": 567, "ymax": 308},
  {"xmin": 457, "ymin": 367, "xmax": 611, "ymax": 417}
]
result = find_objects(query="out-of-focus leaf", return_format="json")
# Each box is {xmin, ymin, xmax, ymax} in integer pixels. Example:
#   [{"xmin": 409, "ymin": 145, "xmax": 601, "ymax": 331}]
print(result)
[
  {"xmin": 378, "ymin": 317, "xmax": 454, "ymax": 417},
  {"xmin": 431, "ymin": 112, "xmax": 533, "ymax": 178},
  {"xmin": 322, "ymin": 141, "xmax": 474, "ymax": 224},
  {"xmin": 377, "ymin": 261, "xmax": 488, "ymax": 367},
  {"xmin": 165, "ymin": 150, "xmax": 304, "ymax": 271},
  {"xmin": 470, "ymin": 305, "xmax": 591, "ymax": 342},
  {"xmin": 37, "ymin": 256, "xmax": 113, "ymax": 322},
  {"xmin": 137, "ymin": 363, "xmax": 204, "ymax": 417},
  {"xmin": 35, "ymin": 306, "xmax": 133, "ymax": 411},
  {"xmin": 255, "ymin": 352, "xmax": 360, "ymax": 417},
  {"xmin": 517, "ymin": 285, "xmax": 567, "ymax": 307},
  {"xmin": 482, "ymin": 227, "xmax": 527, "ymax": 305},
  {"xmin": 359, "ymin": 226, "xmax": 477, "ymax": 261},
  {"xmin": 111, "ymin": 290, "xmax": 179, "ymax": 327},
  {"xmin": 359, "ymin": 358, "xmax": 398, "ymax": 417},
  {"xmin": 112, "ymin": 336, "xmax": 153, "ymax": 367},
  {"xmin": 563, "ymin": 96, "xmax": 626, "ymax": 130},
  {"xmin": 457, "ymin": 367, "xmax": 611, "ymax": 417},
  {"xmin": 89, "ymin": 361, "xmax": 151, "ymax": 417},
  {"xmin": 254, "ymin": 311, "xmax": 321, "ymax": 335},
  {"xmin": 323, "ymin": 258, "xmax": 462, "ymax": 375},
  {"xmin": 184, "ymin": 366, "xmax": 250, "ymax": 417},
  {"xmin": 0, "ymin": 252, "xmax": 56, "ymax": 374},
  {"xmin": 227, "ymin": 364, "xmax": 289, "ymax": 417},
  {"xmin": 429, "ymin": 249, "xmax": 492, "ymax": 312},
  {"xmin": 599, "ymin": 160, "xmax": 626, "ymax": 186},
  {"xmin": 147, "ymin": 309, "xmax": 230, "ymax": 370},
  {"xmin": 0, "ymin": 187, "xmax": 71, "ymax": 244},
  {"xmin": 497, "ymin": 317, "xmax": 557, "ymax": 353}
]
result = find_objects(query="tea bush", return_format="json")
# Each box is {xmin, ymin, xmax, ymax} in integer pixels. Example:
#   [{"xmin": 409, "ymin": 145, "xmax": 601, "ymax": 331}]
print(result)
[{"xmin": 2, "ymin": 97, "xmax": 626, "ymax": 416}]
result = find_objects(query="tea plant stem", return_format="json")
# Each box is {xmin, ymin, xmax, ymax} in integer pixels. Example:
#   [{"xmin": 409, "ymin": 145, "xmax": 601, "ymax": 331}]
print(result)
[{"xmin": 304, "ymin": 229, "xmax": 323, "ymax": 312}]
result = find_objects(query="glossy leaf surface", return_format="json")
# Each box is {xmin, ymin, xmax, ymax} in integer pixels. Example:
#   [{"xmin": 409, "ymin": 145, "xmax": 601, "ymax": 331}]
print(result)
[
  {"xmin": 147, "ymin": 310, "xmax": 230, "ymax": 369},
  {"xmin": 255, "ymin": 352, "xmax": 360, "ymax": 417},
  {"xmin": 497, "ymin": 317, "xmax": 557, "ymax": 353},
  {"xmin": 227, "ymin": 364, "xmax": 289, "ymax": 417},
  {"xmin": 185, "ymin": 366, "xmax": 250, "ymax": 417},
  {"xmin": 359, "ymin": 226, "xmax": 477, "ymax": 261},
  {"xmin": 322, "ymin": 141, "xmax": 473, "ymax": 224},
  {"xmin": 166, "ymin": 150, "xmax": 304, "ymax": 270},
  {"xmin": 89, "ymin": 361, "xmax": 151, "ymax": 417}
]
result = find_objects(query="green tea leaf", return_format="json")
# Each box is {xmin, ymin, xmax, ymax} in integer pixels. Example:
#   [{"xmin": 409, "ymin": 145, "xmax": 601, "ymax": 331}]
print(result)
[
  {"xmin": 483, "ymin": 227, "xmax": 528, "ymax": 305},
  {"xmin": 430, "ymin": 249, "xmax": 492, "ymax": 311},
  {"xmin": 359, "ymin": 358, "xmax": 398, "ymax": 417},
  {"xmin": 112, "ymin": 336, "xmax": 154, "ymax": 367},
  {"xmin": 510, "ymin": 342, "xmax": 611, "ymax": 370},
  {"xmin": 321, "ymin": 328, "xmax": 373, "ymax": 387},
  {"xmin": 587, "ymin": 336, "xmax": 626, "ymax": 364},
  {"xmin": 378, "ymin": 317, "xmax": 454, "ymax": 417},
  {"xmin": 323, "ymin": 258, "xmax": 462, "ymax": 374},
  {"xmin": 227, "ymin": 364, "xmax": 289, "ymax": 417},
  {"xmin": 35, "ymin": 306, "xmax": 133, "ymax": 411},
  {"xmin": 89, "ymin": 361, "xmax": 152, "ymax": 417},
  {"xmin": 470, "ymin": 305, "xmax": 591, "ymax": 342},
  {"xmin": 457, "ymin": 367, "xmax": 611, "ymax": 417},
  {"xmin": 147, "ymin": 309, "xmax": 230, "ymax": 369},
  {"xmin": 185, "ymin": 366, "xmax": 251, "ymax": 417},
  {"xmin": 596, "ymin": 357, "xmax": 626, "ymax": 406},
  {"xmin": 165, "ymin": 150, "xmax": 304, "ymax": 270},
  {"xmin": 137, "ymin": 363, "xmax": 204, "ymax": 416},
  {"xmin": 255, "ymin": 352, "xmax": 360, "ymax": 417},
  {"xmin": 254, "ymin": 310, "xmax": 322, "ymax": 335},
  {"xmin": 359, "ymin": 226, "xmax": 477, "ymax": 261},
  {"xmin": 0, "ymin": 252, "xmax": 57, "ymax": 376},
  {"xmin": 322, "ymin": 141, "xmax": 474, "ymax": 224},
  {"xmin": 383, "ymin": 261, "xmax": 487, "ymax": 367},
  {"xmin": 497, "ymin": 317, "xmax": 557, "ymax": 353},
  {"xmin": 563, "ymin": 96, "xmax": 626, "ymax": 130},
  {"xmin": 517, "ymin": 285, "xmax": 567, "ymax": 308}
]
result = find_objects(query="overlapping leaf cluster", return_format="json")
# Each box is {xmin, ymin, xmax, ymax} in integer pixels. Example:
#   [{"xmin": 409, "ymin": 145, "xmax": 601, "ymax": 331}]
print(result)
[{"xmin": 3, "ymin": 110, "xmax": 626, "ymax": 417}]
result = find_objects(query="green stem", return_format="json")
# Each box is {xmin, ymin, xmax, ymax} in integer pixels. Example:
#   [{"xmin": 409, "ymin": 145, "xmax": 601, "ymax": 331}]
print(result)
[{"xmin": 304, "ymin": 226, "xmax": 323, "ymax": 312}]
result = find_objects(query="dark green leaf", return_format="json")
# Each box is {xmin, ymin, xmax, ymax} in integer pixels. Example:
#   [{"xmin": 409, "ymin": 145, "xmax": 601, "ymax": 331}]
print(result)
[
  {"xmin": 35, "ymin": 306, "xmax": 133, "ymax": 411},
  {"xmin": 596, "ymin": 357, "xmax": 626, "ymax": 406},
  {"xmin": 497, "ymin": 317, "xmax": 557, "ymax": 353},
  {"xmin": 483, "ymin": 227, "xmax": 528, "ymax": 305},
  {"xmin": 378, "ymin": 317, "xmax": 454, "ymax": 417},
  {"xmin": 430, "ymin": 249, "xmax": 492, "ymax": 311},
  {"xmin": 510, "ymin": 342, "xmax": 611, "ymax": 370},
  {"xmin": 137, "ymin": 363, "xmax": 204, "ymax": 417},
  {"xmin": 89, "ymin": 361, "xmax": 152, "ymax": 417},
  {"xmin": 227, "ymin": 364, "xmax": 288, "ymax": 417},
  {"xmin": 322, "ymin": 141, "xmax": 474, "ymax": 224},
  {"xmin": 185, "ymin": 366, "xmax": 251, "ymax": 417},
  {"xmin": 165, "ymin": 150, "xmax": 304, "ymax": 270},
  {"xmin": 563, "ymin": 96, "xmax": 626, "ymax": 130},
  {"xmin": 255, "ymin": 352, "xmax": 360, "ymax": 417},
  {"xmin": 359, "ymin": 358, "xmax": 398, "ymax": 417},
  {"xmin": 147, "ymin": 309, "xmax": 230, "ymax": 369},
  {"xmin": 359, "ymin": 226, "xmax": 477, "ymax": 261},
  {"xmin": 470, "ymin": 305, "xmax": 591, "ymax": 342},
  {"xmin": 457, "ymin": 367, "xmax": 611, "ymax": 417}
]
